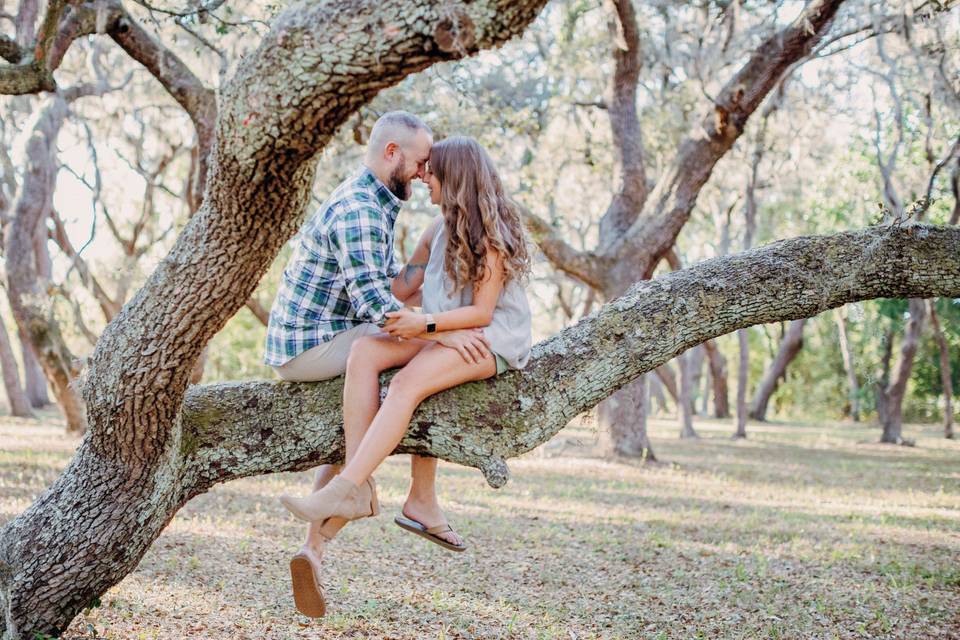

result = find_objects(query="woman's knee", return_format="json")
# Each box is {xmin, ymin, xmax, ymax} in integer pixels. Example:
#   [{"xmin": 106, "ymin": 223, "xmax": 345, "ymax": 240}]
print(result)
[{"xmin": 385, "ymin": 370, "xmax": 428, "ymax": 406}]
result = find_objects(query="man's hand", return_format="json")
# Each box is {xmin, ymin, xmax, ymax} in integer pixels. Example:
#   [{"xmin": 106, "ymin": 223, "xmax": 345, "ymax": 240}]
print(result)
[
  {"xmin": 384, "ymin": 308, "xmax": 427, "ymax": 339},
  {"xmin": 434, "ymin": 329, "xmax": 492, "ymax": 364}
]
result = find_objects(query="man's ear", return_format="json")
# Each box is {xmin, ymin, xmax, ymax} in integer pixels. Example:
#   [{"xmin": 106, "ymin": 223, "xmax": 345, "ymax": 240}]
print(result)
[{"xmin": 384, "ymin": 141, "xmax": 399, "ymax": 160}]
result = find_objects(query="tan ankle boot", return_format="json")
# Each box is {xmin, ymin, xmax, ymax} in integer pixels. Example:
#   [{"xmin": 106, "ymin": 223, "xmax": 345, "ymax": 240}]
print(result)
[{"xmin": 280, "ymin": 476, "xmax": 379, "ymax": 523}]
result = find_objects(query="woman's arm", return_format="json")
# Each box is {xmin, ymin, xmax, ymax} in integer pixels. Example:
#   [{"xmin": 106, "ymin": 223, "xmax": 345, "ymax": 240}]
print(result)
[
  {"xmin": 384, "ymin": 248, "xmax": 506, "ymax": 338},
  {"xmin": 391, "ymin": 217, "xmax": 441, "ymax": 302}
]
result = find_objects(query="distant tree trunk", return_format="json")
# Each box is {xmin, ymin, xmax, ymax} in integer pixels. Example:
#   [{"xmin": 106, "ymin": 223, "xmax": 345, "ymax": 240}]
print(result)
[
  {"xmin": 834, "ymin": 307, "xmax": 860, "ymax": 421},
  {"xmin": 688, "ymin": 344, "xmax": 705, "ymax": 414},
  {"xmin": 677, "ymin": 349, "xmax": 698, "ymax": 438},
  {"xmin": 700, "ymin": 361, "xmax": 710, "ymax": 416},
  {"xmin": 649, "ymin": 374, "xmax": 668, "ymax": 413},
  {"xmin": 654, "ymin": 362, "xmax": 679, "ymax": 405},
  {"xmin": 928, "ymin": 299, "xmax": 954, "ymax": 439},
  {"xmin": 949, "ymin": 152, "xmax": 959, "ymax": 225},
  {"xmin": 879, "ymin": 299, "xmax": 927, "ymax": 444},
  {"xmin": 875, "ymin": 323, "xmax": 895, "ymax": 428},
  {"xmin": 601, "ymin": 373, "xmax": 655, "ymax": 460},
  {"xmin": 4, "ymin": 96, "xmax": 86, "ymax": 433},
  {"xmin": 749, "ymin": 319, "xmax": 806, "ymax": 421},
  {"xmin": 19, "ymin": 328, "xmax": 48, "ymax": 407},
  {"xmin": 524, "ymin": 0, "xmax": 847, "ymax": 456},
  {"xmin": 0, "ymin": 313, "xmax": 33, "ymax": 417},
  {"xmin": 734, "ymin": 329, "xmax": 750, "ymax": 438},
  {"xmin": 703, "ymin": 338, "xmax": 730, "ymax": 418}
]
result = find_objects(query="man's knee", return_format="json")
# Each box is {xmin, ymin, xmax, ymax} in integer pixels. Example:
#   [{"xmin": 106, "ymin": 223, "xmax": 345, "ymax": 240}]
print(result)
[{"xmin": 346, "ymin": 335, "xmax": 384, "ymax": 373}]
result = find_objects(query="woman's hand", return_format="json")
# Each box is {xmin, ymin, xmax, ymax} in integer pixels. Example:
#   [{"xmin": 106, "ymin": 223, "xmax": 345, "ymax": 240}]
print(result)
[
  {"xmin": 384, "ymin": 308, "xmax": 427, "ymax": 339},
  {"xmin": 434, "ymin": 329, "xmax": 492, "ymax": 364}
]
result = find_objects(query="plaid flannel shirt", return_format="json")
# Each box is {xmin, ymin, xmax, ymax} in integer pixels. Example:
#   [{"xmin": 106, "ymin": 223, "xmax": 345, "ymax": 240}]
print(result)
[{"xmin": 264, "ymin": 166, "xmax": 404, "ymax": 367}]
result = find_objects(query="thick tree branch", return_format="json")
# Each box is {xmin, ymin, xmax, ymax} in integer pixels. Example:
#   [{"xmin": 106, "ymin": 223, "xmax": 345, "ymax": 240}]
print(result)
[
  {"xmin": 609, "ymin": 0, "xmax": 846, "ymax": 270},
  {"xmin": 520, "ymin": 203, "xmax": 606, "ymax": 288},
  {"xmin": 180, "ymin": 224, "xmax": 960, "ymax": 491}
]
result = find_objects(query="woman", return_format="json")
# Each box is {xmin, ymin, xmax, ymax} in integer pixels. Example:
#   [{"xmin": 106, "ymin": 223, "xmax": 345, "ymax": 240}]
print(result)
[{"xmin": 280, "ymin": 135, "xmax": 531, "ymax": 556}]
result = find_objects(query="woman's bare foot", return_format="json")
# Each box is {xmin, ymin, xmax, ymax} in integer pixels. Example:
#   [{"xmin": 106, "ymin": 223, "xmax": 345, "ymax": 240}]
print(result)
[{"xmin": 401, "ymin": 497, "xmax": 463, "ymax": 547}]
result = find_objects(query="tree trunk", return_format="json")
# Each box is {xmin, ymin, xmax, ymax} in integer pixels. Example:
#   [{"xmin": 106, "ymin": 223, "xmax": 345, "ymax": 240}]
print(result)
[
  {"xmin": 703, "ymin": 338, "xmax": 730, "ymax": 418},
  {"xmin": 18, "ymin": 327, "xmax": 48, "ymax": 408},
  {"xmin": 4, "ymin": 95, "xmax": 86, "ymax": 433},
  {"xmin": 600, "ymin": 374, "xmax": 655, "ymax": 458},
  {"xmin": 0, "ymin": 222, "xmax": 956, "ymax": 638},
  {"xmin": 733, "ymin": 328, "xmax": 750, "ymax": 438},
  {"xmin": 688, "ymin": 344, "xmax": 706, "ymax": 416},
  {"xmin": 677, "ymin": 349, "xmax": 698, "ymax": 438},
  {"xmin": 0, "ymin": 312, "xmax": 33, "ymax": 417},
  {"xmin": 879, "ymin": 299, "xmax": 927, "ymax": 444},
  {"xmin": 927, "ymin": 299, "xmax": 954, "ymax": 439},
  {"xmin": 526, "ymin": 0, "xmax": 846, "ymax": 452},
  {"xmin": 834, "ymin": 307, "xmax": 860, "ymax": 421},
  {"xmin": 748, "ymin": 319, "xmax": 806, "ymax": 421},
  {"xmin": 649, "ymin": 374, "xmax": 668, "ymax": 413},
  {"xmin": 654, "ymin": 362, "xmax": 679, "ymax": 405},
  {"xmin": 598, "ymin": 270, "xmax": 658, "ymax": 458}
]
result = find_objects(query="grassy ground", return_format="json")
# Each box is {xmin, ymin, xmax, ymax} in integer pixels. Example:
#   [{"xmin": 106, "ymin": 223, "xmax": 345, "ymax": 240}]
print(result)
[{"xmin": 1, "ymin": 409, "xmax": 959, "ymax": 639}]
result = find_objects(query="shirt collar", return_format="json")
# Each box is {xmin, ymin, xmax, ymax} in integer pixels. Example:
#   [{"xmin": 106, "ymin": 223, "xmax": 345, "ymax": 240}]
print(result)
[{"xmin": 358, "ymin": 165, "xmax": 402, "ymax": 223}]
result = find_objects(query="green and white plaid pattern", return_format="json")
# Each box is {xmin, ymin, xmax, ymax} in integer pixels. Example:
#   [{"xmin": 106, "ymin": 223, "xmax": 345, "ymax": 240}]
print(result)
[{"xmin": 264, "ymin": 166, "xmax": 403, "ymax": 367}]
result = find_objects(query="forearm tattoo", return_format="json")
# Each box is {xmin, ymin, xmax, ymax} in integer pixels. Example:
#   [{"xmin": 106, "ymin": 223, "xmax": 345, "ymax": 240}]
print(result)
[{"xmin": 402, "ymin": 262, "xmax": 427, "ymax": 286}]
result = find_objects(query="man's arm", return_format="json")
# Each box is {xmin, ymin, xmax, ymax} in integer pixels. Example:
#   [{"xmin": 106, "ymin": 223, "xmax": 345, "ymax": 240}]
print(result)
[
  {"xmin": 329, "ymin": 205, "xmax": 404, "ymax": 325},
  {"xmin": 392, "ymin": 216, "xmax": 441, "ymax": 302}
]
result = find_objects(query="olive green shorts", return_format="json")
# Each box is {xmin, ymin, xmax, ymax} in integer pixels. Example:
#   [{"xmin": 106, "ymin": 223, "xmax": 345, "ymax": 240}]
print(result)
[{"xmin": 494, "ymin": 353, "xmax": 509, "ymax": 375}]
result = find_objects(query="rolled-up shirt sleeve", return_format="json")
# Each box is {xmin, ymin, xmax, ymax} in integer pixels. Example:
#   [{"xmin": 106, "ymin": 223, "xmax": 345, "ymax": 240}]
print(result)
[{"xmin": 328, "ymin": 205, "xmax": 404, "ymax": 325}]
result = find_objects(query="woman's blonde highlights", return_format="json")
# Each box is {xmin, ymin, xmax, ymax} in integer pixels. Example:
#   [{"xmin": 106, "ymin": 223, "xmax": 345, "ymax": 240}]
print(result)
[{"xmin": 428, "ymin": 136, "xmax": 531, "ymax": 293}]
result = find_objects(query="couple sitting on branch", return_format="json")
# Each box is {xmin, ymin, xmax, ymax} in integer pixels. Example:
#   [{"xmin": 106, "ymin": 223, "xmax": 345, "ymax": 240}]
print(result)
[{"xmin": 263, "ymin": 111, "xmax": 532, "ymax": 617}]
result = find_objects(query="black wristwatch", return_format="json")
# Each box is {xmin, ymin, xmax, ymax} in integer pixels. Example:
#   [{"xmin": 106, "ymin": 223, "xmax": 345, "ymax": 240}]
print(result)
[{"xmin": 425, "ymin": 313, "xmax": 437, "ymax": 333}]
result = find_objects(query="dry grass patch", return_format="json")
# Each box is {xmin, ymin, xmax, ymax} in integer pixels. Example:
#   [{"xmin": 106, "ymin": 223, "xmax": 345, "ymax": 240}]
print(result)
[{"xmin": 1, "ymin": 411, "xmax": 959, "ymax": 639}]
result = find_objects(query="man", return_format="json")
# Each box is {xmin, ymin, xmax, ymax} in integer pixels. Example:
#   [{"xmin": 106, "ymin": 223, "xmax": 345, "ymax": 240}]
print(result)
[{"xmin": 265, "ymin": 111, "xmax": 479, "ymax": 618}]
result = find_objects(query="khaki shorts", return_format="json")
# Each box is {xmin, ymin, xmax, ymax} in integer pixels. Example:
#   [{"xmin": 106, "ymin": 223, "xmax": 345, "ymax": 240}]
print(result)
[{"xmin": 272, "ymin": 323, "xmax": 382, "ymax": 382}]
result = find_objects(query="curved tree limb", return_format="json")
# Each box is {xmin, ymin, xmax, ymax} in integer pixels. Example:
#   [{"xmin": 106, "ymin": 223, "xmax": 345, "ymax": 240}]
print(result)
[
  {"xmin": 180, "ymin": 223, "xmax": 960, "ymax": 491},
  {"xmin": 519, "ymin": 203, "xmax": 606, "ymax": 288}
]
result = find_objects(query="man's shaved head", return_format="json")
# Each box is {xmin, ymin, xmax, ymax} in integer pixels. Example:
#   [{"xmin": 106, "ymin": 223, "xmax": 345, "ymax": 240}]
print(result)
[
  {"xmin": 367, "ymin": 111, "xmax": 432, "ymax": 152},
  {"xmin": 365, "ymin": 111, "xmax": 433, "ymax": 201}
]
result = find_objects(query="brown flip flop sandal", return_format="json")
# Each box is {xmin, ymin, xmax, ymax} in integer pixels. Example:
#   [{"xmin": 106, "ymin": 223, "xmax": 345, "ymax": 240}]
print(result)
[{"xmin": 394, "ymin": 514, "xmax": 467, "ymax": 552}]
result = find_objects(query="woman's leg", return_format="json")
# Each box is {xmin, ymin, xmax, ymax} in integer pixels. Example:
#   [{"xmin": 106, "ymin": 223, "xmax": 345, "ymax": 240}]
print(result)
[
  {"xmin": 308, "ymin": 334, "xmax": 427, "ymax": 545},
  {"xmin": 339, "ymin": 343, "xmax": 496, "ymax": 488}
]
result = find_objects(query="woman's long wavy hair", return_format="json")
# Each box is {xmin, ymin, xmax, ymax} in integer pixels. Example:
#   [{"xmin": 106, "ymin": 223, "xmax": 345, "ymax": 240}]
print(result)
[{"xmin": 428, "ymin": 136, "xmax": 531, "ymax": 293}]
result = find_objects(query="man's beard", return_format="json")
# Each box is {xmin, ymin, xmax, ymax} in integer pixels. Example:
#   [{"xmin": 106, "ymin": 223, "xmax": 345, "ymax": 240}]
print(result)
[{"xmin": 387, "ymin": 162, "xmax": 412, "ymax": 201}]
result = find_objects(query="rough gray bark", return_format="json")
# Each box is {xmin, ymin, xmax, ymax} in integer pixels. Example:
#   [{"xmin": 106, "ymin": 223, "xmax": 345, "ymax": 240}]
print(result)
[
  {"xmin": 748, "ymin": 319, "xmax": 806, "ymax": 421},
  {"xmin": 834, "ymin": 307, "xmax": 860, "ymax": 421},
  {"xmin": 878, "ymin": 298, "xmax": 927, "ymax": 444},
  {"xmin": 927, "ymin": 299, "xmax": 954, "ymax": 439},
  {"xmin": 0, "ymin": 2, "xmax": 551, "ymax": 637}
]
